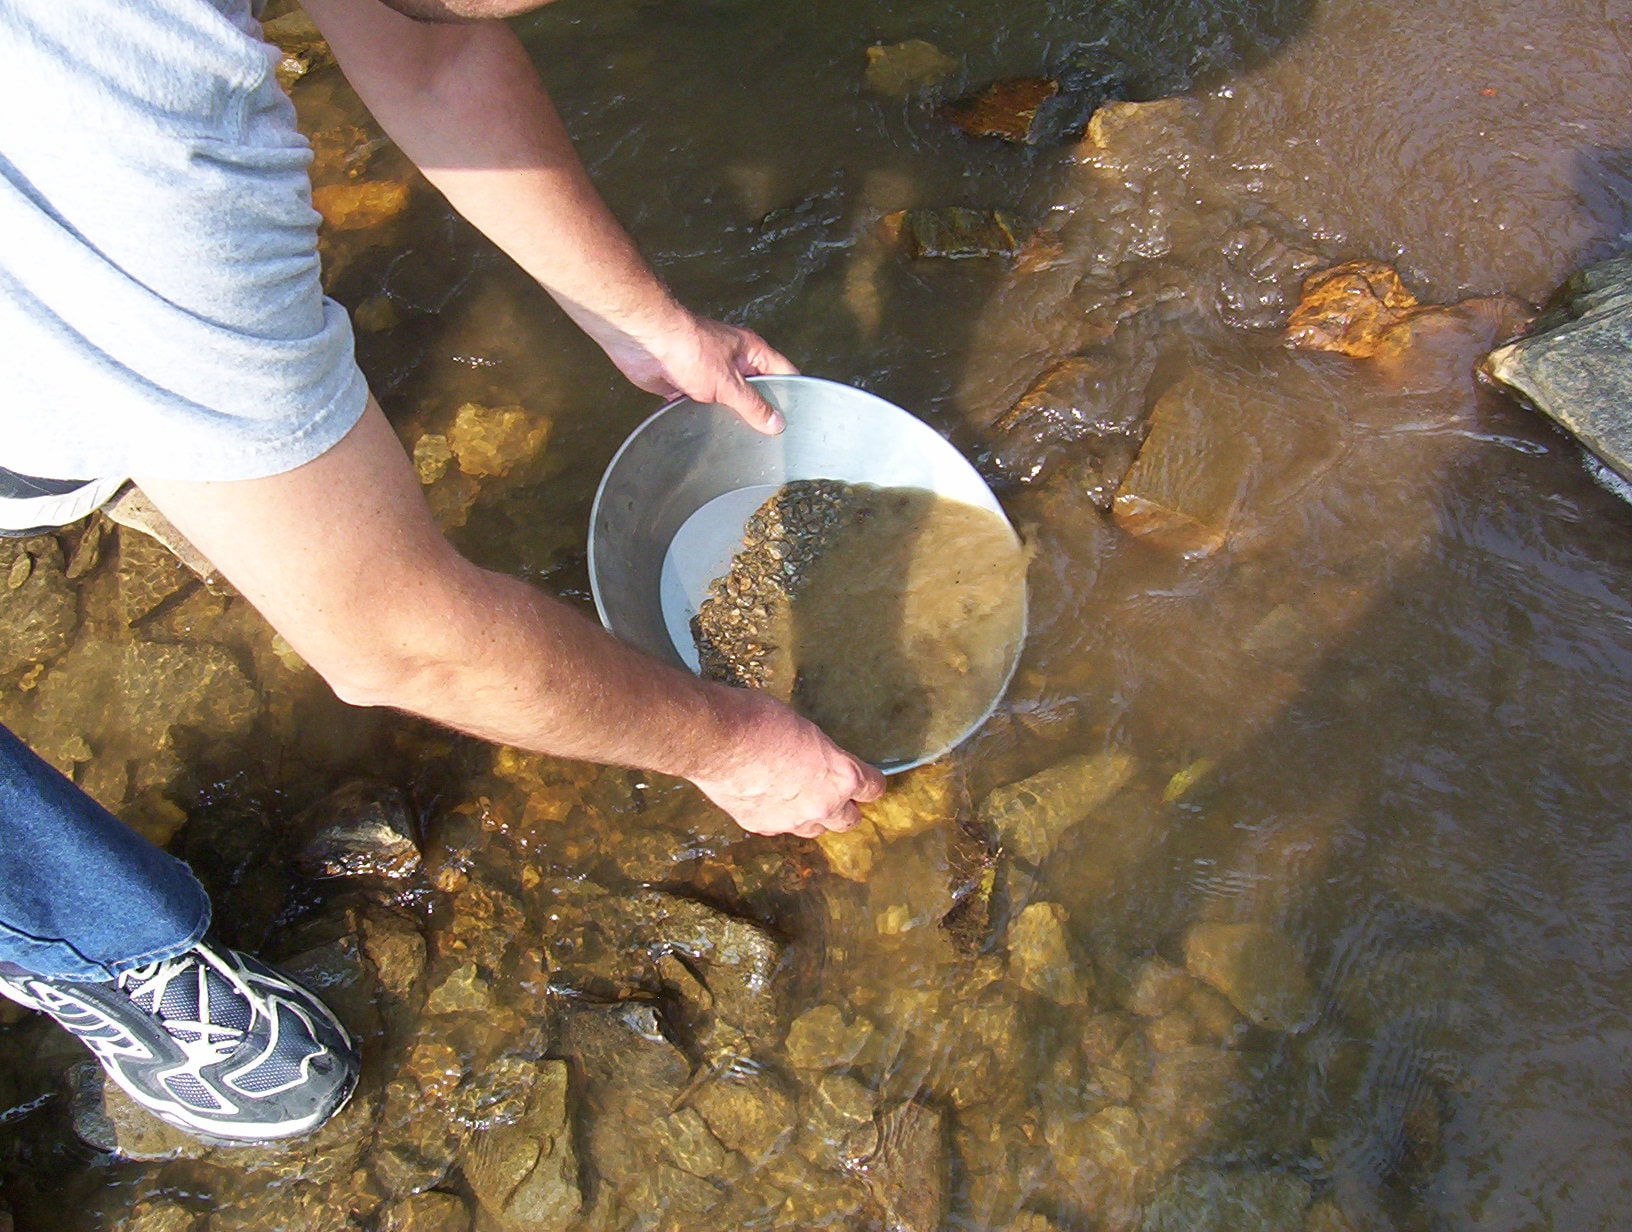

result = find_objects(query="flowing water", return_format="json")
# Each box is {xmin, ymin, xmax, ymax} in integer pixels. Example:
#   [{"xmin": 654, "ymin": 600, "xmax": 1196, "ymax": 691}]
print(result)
[{"xmin": 3, "ymin": 0, "xmax": 1632, "ymax": 1229}]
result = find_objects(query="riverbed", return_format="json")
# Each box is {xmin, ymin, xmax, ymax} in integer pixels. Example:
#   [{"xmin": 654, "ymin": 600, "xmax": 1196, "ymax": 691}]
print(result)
[{"xmin": 1, "ymin": 0, "xmax": 1631, "ymax": 1229}]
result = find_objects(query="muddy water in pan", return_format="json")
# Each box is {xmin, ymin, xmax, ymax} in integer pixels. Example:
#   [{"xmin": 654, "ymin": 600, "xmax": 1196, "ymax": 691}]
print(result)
[
  {"xmin": 2, "ymin": 0, "xmax": 1632, "ymax": 1229},
  {"xmin": 691, "ymin": 481, "xmax": 1029, "ymax": 769}
]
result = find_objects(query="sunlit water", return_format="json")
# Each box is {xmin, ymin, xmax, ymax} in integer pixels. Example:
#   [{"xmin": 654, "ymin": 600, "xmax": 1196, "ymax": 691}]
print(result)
[{"xmin": 4, "ymin": 0, "xmax": 1632, "ymax": 1228}]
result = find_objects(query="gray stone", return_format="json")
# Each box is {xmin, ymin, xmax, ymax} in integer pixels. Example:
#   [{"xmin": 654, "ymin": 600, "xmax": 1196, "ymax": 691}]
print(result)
[
  {"xmin": 1143, "ymin": 1164, "xmax": 1312, "ymax": 1232},
  {"xmin": 1484, "ymin": 254, "xmax": 1632, "ymax": 484}
]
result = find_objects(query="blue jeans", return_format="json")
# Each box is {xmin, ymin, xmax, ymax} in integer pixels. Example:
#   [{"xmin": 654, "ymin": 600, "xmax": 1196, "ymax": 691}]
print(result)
[{"xmin": 0, "ymin": 723, "xmax": 208, "ymax": 981}]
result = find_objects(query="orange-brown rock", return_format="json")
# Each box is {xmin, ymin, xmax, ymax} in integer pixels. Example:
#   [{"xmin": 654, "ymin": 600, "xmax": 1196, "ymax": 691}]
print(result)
[
  {"xmin": 312, "ymin": 180, "xmax": 411, "ymax": 233},
  {"xmin": 941, "ymin": 78, "xmax": 1060, "ymax": 143},
  {"xmin": 1284, "ymin": 260, "xmax": 1421, "ymax": 357}
]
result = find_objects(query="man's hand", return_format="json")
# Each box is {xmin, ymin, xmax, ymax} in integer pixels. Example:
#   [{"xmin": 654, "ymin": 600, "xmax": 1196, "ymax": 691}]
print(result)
[
  {"xmin": 596, "ymin": 313, "xmax": 797, "ymax": 435},
  {"xmin": 691, "ymin": 688, "xmax": 887, "ymax": 838}
]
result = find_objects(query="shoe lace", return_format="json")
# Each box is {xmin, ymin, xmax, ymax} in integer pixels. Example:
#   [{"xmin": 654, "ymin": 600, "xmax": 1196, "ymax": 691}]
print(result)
[{"xmin": 116, "ymin": 947, "xmax": 264, "ymax": 1068}]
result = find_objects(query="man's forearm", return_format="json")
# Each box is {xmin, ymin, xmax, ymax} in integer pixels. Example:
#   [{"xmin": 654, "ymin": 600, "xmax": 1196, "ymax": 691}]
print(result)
[{"xmin": 303, "ymin": 0, "xmax": 686, "ymax": 347}]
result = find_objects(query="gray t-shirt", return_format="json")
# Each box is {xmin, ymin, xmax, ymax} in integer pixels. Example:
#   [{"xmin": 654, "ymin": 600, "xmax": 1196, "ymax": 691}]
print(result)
[{"xmin": 0, "ymin": 0, "xmax": 367, "ymax": 488}]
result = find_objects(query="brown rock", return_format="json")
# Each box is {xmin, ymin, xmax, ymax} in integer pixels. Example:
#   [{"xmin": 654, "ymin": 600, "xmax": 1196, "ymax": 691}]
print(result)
[
  {"xmin": 941, "ymin": 78, "xmax": 1060, "ymax": 143},
  {"xmin": 989, "ymin": 354, "xmax": 1147, "ymax": 501},
  {"xmin": 446, "ymin": 402, "xmax": 552, "ymax": 479},
  {"xmin": 1111, "ymin": 378, "xmax": 1252, "ymax": 556},
  {"xmin": 691, "ymin": 1075, "xmax": 796, "ymax": 1163},
  {"xmin": 312, "ymin": 180, "xmax": 411, "ymax": 232},
  {"xmin": 262, "ymin": 10, "xmax": 334, "ymax": 89},
  {"xmin": 376, "ymin": 1193, "xmax": 472, "ymax": 1232},
  {"xmin": 1182, "ymin": 922, "xmax": 1316, "ymax": 1033},
  {"xmin": 0, "ymin": 536, "xmax": 76, "ymax": 679},
  {"xmin": 858, "ymin": 1101, "xmax": 948, "ymax": 1232},
  {"xmin": 1284, "ymin": 260, "xmax": 1420, "ymax": 358}
]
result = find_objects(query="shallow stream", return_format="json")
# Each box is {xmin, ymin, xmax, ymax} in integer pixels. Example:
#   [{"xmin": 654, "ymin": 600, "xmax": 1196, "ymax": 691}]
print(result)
[{"xmin": 2, "ymin": 0, "xmax": 1632, "ymax": 1229}]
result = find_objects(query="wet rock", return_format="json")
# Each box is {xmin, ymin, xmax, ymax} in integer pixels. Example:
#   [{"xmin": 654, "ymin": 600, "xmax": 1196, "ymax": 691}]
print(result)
[
  {"xmin": 414, "ymin": 432, "xmax": 456, "ymax": 484},
  {"xmin": 857, "ymin": 1100, "xmax": 948, "ymax": 1232},
  {"xmin": 125, "ymin": 1202, "xmax": 201, "ymax": 1232},
  {"xmin": 447, "ymin": 401, "xmax": 552, "ymax": 479},
  {"xmin": 863, "ymin": 761, "xmax": 957, "ymax": 840},
  {"xmin": 67, "ymin": 1061, "xmax": 205, "ymax": 1163},
  {"xmin": 1007, "ymin": 901, "xmax": 1091, "ymax": 1005},
  {"xmin": 261, "ymin": 9, "xmax": 333, "ymax": 88},
  {"xmin": 296, "ymin": 780, "xmax": 421, "ymax": 882},
  {"xmin": 113, "ymin": 523, "xmax": 195, "ymax": 627},
  {"xmin": 784, "ymin": 1003, "xmax": 876, "ymax": 1070},
  {"xmin": 1183, "ymin": 921, "xmax": 1317, "ymax": 1033},
  {"xmin": 64, "ymin": 515, "xmax": 106, "ymax": 579},
  {"xmin": 987, "ymin": 355, "xmax": 1147, "ymax": 500},
  {"xmin": 1285, "ymin": 260, "xmax": 1421, "ymax": 358},
  {"xmin": 459, "ymin": 1059, "xmax": 580, "ymax": 1232},
  {"xmin": 1144, "ymin": 1164, "xmax": 1312, "ymax": 1232},
  {"xmin": 863, "ymin": 39, "xmax": 958, "ymax": 98},
  {"xmin": 974, "ymin": 748, "xmax": 1136, "ymax": 864},
  {"xmin": 941, "ymin": 77, "xmax": 1060, "ymax": 143},
  {"xmin": 437, "ymin": 880, "xmax": 525, "ymax": 972},
  {"xmin": 692, "ymin": 1073, "xmax": 796, "ymax": 1163},
  {"xmin": 817, "ymin": 821, "xmax": 884, "ymax": 882},
  {"xmin": 886, "ymin": 207, "xmax": 1019, "ymax": 260},
  {"xmin": 1112, "ymin": 376, "xmax": 1252, "ymax": 556},
  {"xmin": 312, "ymin": 180, "xmax": 411, "ymax": 232},
  {"xmin": 803, "ymin": 1071, "xmax": 879, "ymax": 1165},
  {"xmin": 376, "ymin": 1193, "xmax": 472, "ymax": 1232},
  {"xmin": 425, "ymin": 963, "xmax": 495, "ymax": 1015},
  {"xmin": 0, "ymin": 536, "xmax": 76, "ymax": 680},
  {"xmin": 103, "ymin": 484, "xmax": 215, "ymax": 579},
  {"xmin": 651, "ymin": 1105, "xmax": 732, "ymax": 1177},
  {"xmin": 361, "ymin": 909, "xmax": 429, "ymax": 1002},
  {"xmin": 1484, "ymin": 253, "xmax": 1632, "ymax": 484},
  {"xmin": 280, "ymin": 929, "xmax": 384, "ymax": 1045}
]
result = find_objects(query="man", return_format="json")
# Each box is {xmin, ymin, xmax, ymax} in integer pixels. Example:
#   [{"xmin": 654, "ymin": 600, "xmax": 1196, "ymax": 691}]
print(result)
[{"xmin": 0, "ymin": 0, "xmax": 885, "ymax": 1142}]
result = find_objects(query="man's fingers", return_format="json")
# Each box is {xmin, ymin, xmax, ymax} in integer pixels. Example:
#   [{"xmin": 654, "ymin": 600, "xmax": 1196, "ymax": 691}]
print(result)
[
  {"xmin": 851, "ymin": 761, "xmax": 888, "ymax": 803},
  {"xmin": 720, "ymin": 372, "xmax": 785, "ymax": 435},
  {"xmin": 792, "ymin": 819, "xmax": 827, "ymax": 839},
  {"xmin": 742, "ymin": 336, "xmax": 799, "ymax": 378}
]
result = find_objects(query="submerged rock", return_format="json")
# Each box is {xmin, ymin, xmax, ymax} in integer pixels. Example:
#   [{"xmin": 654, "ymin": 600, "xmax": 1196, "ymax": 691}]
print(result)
[
  {"xmin": 261, "ymin": 9, "xmax": 333, "ymax": 88},
  {"xmin": 691, "ymin": 1073, "xmax": 797, "ymax": 1163},
  {"xmin": 987, "ymin": 355, "xmax": 1148, "ymax": 502},
  {"xmin": 784, "ymin": 1003, "xmax": 876, "ymax": 1070},
  {"xmin": 857, "ymin": 1100, "xmax": 949, "ymax": 1232},
  {"xmin": 374, "ymin": 1193, "xmax": 471, "ymax": 1232},
  {"xmin": 295, "ymin": 780, "xmax": 422, "ymax": 882},
  {"xmin": 446, "ymin": 401, "xmax": 552, "ymax": 479},
  {"xmin": 1484, "ymin": 253, "xmax": 1632, "ymax": 484},
  {"xmin": 1182, "ymin": 921, "xmax": 1316, "ymax": 1033},
  {"xmin": 975, "ymin": 748, "xmax": 1137, "ymax": 864},
  {"xmin": 1143, "ymin": 1164, "xmax": 1312, "ymax": 1232},
  {"xmin": 886, "ymin": 207, "xmax": 1020, "ymax": 259},
  {"xmin": 312, "ymin": 180, "xmax": 411, "ymax": 232},
  {"xmin": 0, "ymin": 536, "xmax": 76, "ymax": 680},
  {"xmin": 1007, "ymin": 901, "xmax": 1091, "ymax": 1006},
  {"xmin": 459, "ymin": 1060, "xmax": 580, "ymax": 1232},
  {"xmin": 864, "ymin": 39, "xmax": 958, "ymax": 98},
  {"xmin": 941, "ymin": 77, "xmax": 1060, "ymax": 143}
]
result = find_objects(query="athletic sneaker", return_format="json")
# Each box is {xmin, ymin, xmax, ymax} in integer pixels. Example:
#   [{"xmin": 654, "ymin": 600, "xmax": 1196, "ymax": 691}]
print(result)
[{"xmin": 0, "ymin": 941, "xmax": 359, "ymax": 1142}]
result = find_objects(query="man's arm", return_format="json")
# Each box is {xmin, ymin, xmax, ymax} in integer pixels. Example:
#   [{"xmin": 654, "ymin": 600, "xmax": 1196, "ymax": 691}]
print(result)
[
  {"xmin": 300, "ymin": 0, "xmax": 792, "ymax": 432},
  {"xmin": 136, "ymin": 403, "xmax": 885, "ymax": 837}
]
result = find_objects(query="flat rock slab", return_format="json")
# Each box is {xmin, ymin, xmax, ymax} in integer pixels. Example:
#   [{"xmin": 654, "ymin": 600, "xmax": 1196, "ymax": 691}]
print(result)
[{"xmin": 1484, "ymin": 254, "xmax": 1632, "ymax": 484}]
